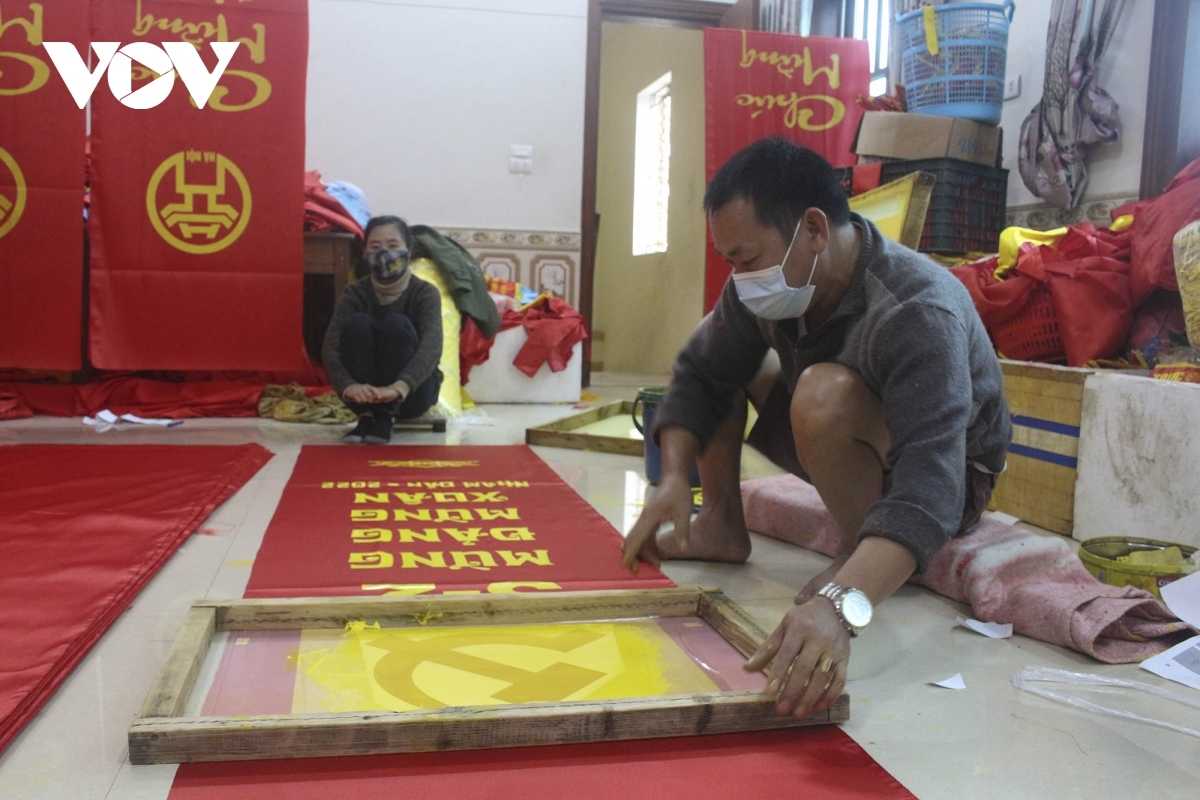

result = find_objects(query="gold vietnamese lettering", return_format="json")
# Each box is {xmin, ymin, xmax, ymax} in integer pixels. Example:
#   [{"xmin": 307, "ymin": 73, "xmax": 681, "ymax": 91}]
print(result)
[
  {"xmin": 449, "ymin": 552, "xmax": 497, "ymax": 571},
  {"xmin": 497, "ymin": 550, "xmax": 553, "ymax": 567},
  {"xmin": 400, "ymin": 552, "xmax": 448, "ymax": 569},
  {"xmin": 477, "ymin": 508, "xmax": 520, "ymax": 521},
  {"xmin": 349, "ymin": 551, "xmax": 394, "ymax": 569},
  {"xmin": 734, "ymin": 92, "xmax": 846, "ymax": 131},
  {"xmin": 738, "ymin": 30, "xmax": 841, "ymax": 87},
  {"xmin": 132, "ymin": 0, "xmax": 271, "ymax": 112},
  {"xmin": 443, "ymin": 527, "xmax": 485, "ymax": 546},
  {"xmin": 363, "ymin": 583, "xmax": 437, "ymax": 596},
  {"xmin": 351, "ymin": 527, "xmax": 391, "ymax": 543},
  {"xmin": 0, "ymin": 2, "xmax": 50, "ymax": 96},
  {"xmin": 397, "ymin": 528, "xmax": 440, "ymax": 543},
  {"xmin": 362, "ymin": 581, "xmax": 562, "ymax": 595},
  {"xmin": 488, "ymin": 527, "xmax": 536, "ymax": 541}
]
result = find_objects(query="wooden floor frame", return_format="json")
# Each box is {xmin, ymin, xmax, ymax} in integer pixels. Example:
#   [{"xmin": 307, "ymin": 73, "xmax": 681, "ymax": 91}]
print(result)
[{"xmin": 129, "ymin": 588, "xmax": 849, "ymax": 764}]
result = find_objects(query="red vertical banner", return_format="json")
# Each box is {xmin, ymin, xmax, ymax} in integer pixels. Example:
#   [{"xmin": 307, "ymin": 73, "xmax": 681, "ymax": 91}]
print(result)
[
  {"xmin": 89, "ymin": 0, "xmax": 308, "ymax": 371},
  {"xmin": 0, "ymin": 0, "xmax": 88, "ymax": 370},
  {"xmin": 703, "ymin": 29, "xmax": 870, "ymax": 310}
]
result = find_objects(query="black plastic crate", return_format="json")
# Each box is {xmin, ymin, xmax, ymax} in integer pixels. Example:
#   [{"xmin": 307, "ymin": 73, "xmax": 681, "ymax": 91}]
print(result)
[{"xmin": 880, "ymin": 158, "xmax": 1007, "ymax": 254}]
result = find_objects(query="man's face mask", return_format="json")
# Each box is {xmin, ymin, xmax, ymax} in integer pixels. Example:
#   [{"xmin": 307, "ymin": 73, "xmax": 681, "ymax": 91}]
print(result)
[
  {"xmin": 730, "ymin": 220, "xmax": 818, "ymax": 320},
  {"xmin": 365, "ymin": 248, "xmax": 409, "ymax": 280}
]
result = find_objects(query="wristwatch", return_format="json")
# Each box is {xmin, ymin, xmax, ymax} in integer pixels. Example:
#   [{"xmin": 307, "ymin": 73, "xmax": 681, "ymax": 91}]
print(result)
[{"xmin": 817, "ymin": 582, "xmax": 874, "ymax": 637}]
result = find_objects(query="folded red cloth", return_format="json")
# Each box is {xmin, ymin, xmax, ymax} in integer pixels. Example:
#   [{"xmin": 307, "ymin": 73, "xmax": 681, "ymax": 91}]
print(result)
[
  {"xmin": 740, "ymin": 474, "xmax": 1196, "ymax": 664},
  {"xmin": 459, "ymin": 296, "xmax": 588, "ymax": 383},
  {"xmin": 304, "ymin": 171, "xmax": 364, "ymax": 237}
]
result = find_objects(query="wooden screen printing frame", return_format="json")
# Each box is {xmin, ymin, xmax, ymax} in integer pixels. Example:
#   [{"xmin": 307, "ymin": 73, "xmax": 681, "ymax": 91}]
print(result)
[
  {"xmin": 129, "ymin": 588, "xmax": 849, "ymax": 764},
  {"xmin": 525, "ymin": 400, "xmax": 644, "ymax": 456}
]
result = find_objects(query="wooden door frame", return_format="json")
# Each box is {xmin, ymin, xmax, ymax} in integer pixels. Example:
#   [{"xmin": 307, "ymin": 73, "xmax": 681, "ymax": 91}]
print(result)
[
  {"xmin": 579, "ymin": 0, "xmax": 752, "ymax": 384},
  {"xmin": 1140, "ymin": 0, "xmax": 1196, "ymax": 199}
]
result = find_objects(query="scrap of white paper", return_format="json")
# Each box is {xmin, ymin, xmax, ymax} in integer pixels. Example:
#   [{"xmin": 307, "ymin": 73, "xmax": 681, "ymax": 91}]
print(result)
[
  {"xmin": 83, "ymin": 409, "xmax": 178, "ymax": 429},
  {"xmin": 1161, "ymin": 570, "xmax": 1200, "ymax": 630},
  {"xmin": 956, "ymin": 616, "xmax": 1013, "ymax": 639},
  {"xmin": 986, "ymin": 511, "xmax": 1021, "ymax": 527},
  {"xmin": 931, "ymin": 673, "xmax": 966, "ymax": 690},
  {"xmin": 1140, "ymin": 634, "xmax": 1200, "ymax": 693}
]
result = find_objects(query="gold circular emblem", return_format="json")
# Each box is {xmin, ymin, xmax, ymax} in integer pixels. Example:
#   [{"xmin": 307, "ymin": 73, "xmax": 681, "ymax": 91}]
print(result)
[
  {"xmin": 0, "ymin": 146, "xmax": 28, "ymax": 241},
  {"xmin": 145, "ymin": 151, "xmax": 252, "ymax": 254}
]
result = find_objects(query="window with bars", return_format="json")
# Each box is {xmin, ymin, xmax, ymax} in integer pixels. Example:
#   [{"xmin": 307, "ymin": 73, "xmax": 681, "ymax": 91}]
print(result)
[
  {"xmin": 759, "ymin": 0, "xmax": 893, "ymax": 96},
  {"xmin": 632, "ymin": 72, "xmax": 671, "ymax": 257},
  {"xmin": 850, "ymin": 0, "xmax": 892, "ymax": 96}
]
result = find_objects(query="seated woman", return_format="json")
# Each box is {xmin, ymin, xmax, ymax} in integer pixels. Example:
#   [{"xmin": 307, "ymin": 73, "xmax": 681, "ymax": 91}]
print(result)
[{"xmin": 322, "ymin": 215, "xmax": 444, "ymax": 444}]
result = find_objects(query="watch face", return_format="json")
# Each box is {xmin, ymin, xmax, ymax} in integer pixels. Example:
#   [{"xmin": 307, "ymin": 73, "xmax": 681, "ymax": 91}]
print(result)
[{"xmin": 841, "ymin": 590, "xmax": 873, "ymax": 628}]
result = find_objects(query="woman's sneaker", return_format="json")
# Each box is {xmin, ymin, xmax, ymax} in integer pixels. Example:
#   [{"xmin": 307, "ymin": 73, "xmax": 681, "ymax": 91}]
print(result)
[
  {"xmin": 364, "ymin": 413, "xmax": 394, "ymax": 445},
  {"xmin": 343, "ymin": 415, "xmax": 373, "ymax": 444}
]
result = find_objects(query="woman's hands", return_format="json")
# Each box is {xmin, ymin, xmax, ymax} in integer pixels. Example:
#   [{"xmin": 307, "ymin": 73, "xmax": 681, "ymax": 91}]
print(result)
[{"xmin": 344, "ymin": 382, "xmax": 409, "ymax": 405}]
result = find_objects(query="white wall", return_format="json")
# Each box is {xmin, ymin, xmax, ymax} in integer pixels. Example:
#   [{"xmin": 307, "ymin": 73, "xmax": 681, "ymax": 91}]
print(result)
[
  {"xmin": 306, "ymin": 0, "xmax": 587, "ymax": 232},
  {"xmin": 999, "ymin": 1, "xmax": 1153, "ymax": 208}
]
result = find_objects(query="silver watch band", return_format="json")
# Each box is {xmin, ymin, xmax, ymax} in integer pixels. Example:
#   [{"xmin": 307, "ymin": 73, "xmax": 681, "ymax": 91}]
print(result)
[{"xmin": 817, "ymin": 582, "xmax": 863, "ymax": 637}]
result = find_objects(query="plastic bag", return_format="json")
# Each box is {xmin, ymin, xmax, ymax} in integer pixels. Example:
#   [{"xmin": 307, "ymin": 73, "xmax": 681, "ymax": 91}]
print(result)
[{"xmin": 1012, "ymin": 666, "xmax": 1200, "ymax": 739}]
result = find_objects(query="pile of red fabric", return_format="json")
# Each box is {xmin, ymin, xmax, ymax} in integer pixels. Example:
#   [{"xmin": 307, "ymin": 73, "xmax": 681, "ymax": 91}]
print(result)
[
  {"xmin": 951, "ymin": 223, "xmax": 1135, "ymax": 366},
  {"xmin": 459, "ymin": 296, "xmax": 589, "ymax": 384},
  {"xmin": 951, "ymin": 158, "xmax": 1200, "ymax": 366},
  {"xmin": 304, "ymin": 171, "xmax": 363, "ymax": 237}
]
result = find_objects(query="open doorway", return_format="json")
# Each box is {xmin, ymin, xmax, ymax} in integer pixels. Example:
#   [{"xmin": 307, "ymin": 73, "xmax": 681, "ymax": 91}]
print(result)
[
  {"xmin": 590, "ymin": 22, "xmax": 707, "ymax": 376},
  {"xmin": 579, "ymin": 0, "xmax": 757, "ymax": 383}
]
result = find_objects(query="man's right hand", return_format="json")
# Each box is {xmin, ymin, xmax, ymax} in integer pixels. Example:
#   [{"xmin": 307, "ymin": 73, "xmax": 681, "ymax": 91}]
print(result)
[{"xmin": 621, "ymin": 471, "xmax": 695, "ymax": 574}]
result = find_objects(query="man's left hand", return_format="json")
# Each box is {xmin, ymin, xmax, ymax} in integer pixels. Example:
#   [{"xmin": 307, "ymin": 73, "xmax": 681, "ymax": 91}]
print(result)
[{"xmin": 744, "ymin": 597, "xmax": 849, "ymax": 718}]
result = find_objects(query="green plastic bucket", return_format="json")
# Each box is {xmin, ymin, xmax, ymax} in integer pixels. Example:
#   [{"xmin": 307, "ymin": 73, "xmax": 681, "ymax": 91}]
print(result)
[{"xmin": 631, "ymin": 387, "xmax": 699, "ymax": 487}]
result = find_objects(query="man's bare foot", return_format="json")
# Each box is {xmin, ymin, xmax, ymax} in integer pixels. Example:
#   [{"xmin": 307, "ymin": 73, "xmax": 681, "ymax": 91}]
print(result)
[
  {"xmin": 794, "ymin": 554, "xmax": 851, "ymax": 603},
  {"xmin": 654, "ymin": 505, "xmax": 751, "ymax": 563}
]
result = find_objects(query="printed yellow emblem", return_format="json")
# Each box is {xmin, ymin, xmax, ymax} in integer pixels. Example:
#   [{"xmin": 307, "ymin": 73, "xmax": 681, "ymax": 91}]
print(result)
[
  {"xmin": 0, "ymin": 145, "xmax": 27, "ymax": 240},
  {"xmin": 146, "ymin": 150, "xmax": 251, "ymax": 254},
  {"xmin": 292, "ymin": 620, "xmax": 721, "ymax": 713},
  {"xmin": 369, "ymin": 460, "xmax": 481, "ymax": 469}
]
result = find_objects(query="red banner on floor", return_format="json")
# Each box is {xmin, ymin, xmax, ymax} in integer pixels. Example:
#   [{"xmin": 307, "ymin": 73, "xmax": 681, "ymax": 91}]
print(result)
[
  {"xmin": 245, "ymin": 445, "xmax": 675, "ymax": 598},
  {"xmin": 703, "ymin": 29, "xmax": 870, "ymax": 310},
  {"xmin": 88, "ymin": 0, "xmax": 308, "ymax": 371},
  {"xmin": 0, "ymin": 0, "xmax": 88, "ymax": 370},
  {"xmin": 0, "ymin": 443, "xmax": 271, "ymax": 755},
  {"xmin": 173, "ymin": 727, "xmax": 915, "ymax": 800}
]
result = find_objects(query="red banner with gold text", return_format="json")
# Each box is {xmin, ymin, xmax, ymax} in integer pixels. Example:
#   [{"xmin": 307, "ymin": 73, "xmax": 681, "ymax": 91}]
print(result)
[
  {"xmin": 88, "ymin": 0, "xmax": 308, "ymax": 370},
  {"xmin": 0, "ymin": 0, "xmax": 88, "ymax": 369},
  {"xmin": 703, "ymin": 29, "xmax": 870, "ymax": 310},
  {"xmin": 245, "ymin": 445, "xmax": 675, "ymax": 598}
]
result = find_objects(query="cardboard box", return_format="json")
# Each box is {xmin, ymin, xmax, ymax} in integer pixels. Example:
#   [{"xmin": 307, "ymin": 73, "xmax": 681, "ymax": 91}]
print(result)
[{"xmin": 853, "ymin": 111, "xmax": 1002, "ymax": 168}]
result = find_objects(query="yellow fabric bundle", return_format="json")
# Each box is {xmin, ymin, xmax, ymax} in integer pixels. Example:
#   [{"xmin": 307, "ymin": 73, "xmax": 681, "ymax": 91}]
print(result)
[
  {"xmin": 259, "ymin": 384, "xmax": 357, "ymax": 424},
  {"xmin": 1172, "ymin": 220, "xmax": 1200, "ymax": 348},
  {"xmin": 409, "ymin": 258, "xmax": 463, "ymax": 417}
]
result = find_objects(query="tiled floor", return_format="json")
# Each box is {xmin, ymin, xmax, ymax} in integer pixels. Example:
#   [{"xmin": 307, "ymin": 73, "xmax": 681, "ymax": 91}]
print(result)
[{"xmin": 0, "ymin": 376, "xmax": 1197, "ymax": 799}]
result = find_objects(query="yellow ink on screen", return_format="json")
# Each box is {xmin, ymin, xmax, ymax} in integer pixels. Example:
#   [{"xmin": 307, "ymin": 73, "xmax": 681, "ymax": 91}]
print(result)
[{"xmin": 292, "ymin": 620, "xmax": 722, "ymax": 714}]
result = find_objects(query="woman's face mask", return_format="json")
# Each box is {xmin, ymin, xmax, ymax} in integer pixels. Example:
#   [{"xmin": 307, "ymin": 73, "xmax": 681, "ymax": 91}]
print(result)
[
  {"xmin": 731, "ymin": 221, "xmax": 819, "ymax": 320},
  {"xmin": 365, "ymin": 248, "xmax": 409, "ymax": 280}
]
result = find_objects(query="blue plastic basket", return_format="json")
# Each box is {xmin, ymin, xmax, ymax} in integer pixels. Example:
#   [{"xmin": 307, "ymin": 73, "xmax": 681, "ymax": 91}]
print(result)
[{"xmin": 896, "ymin": 1, "xmax": 1015, "ymax": 125}]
